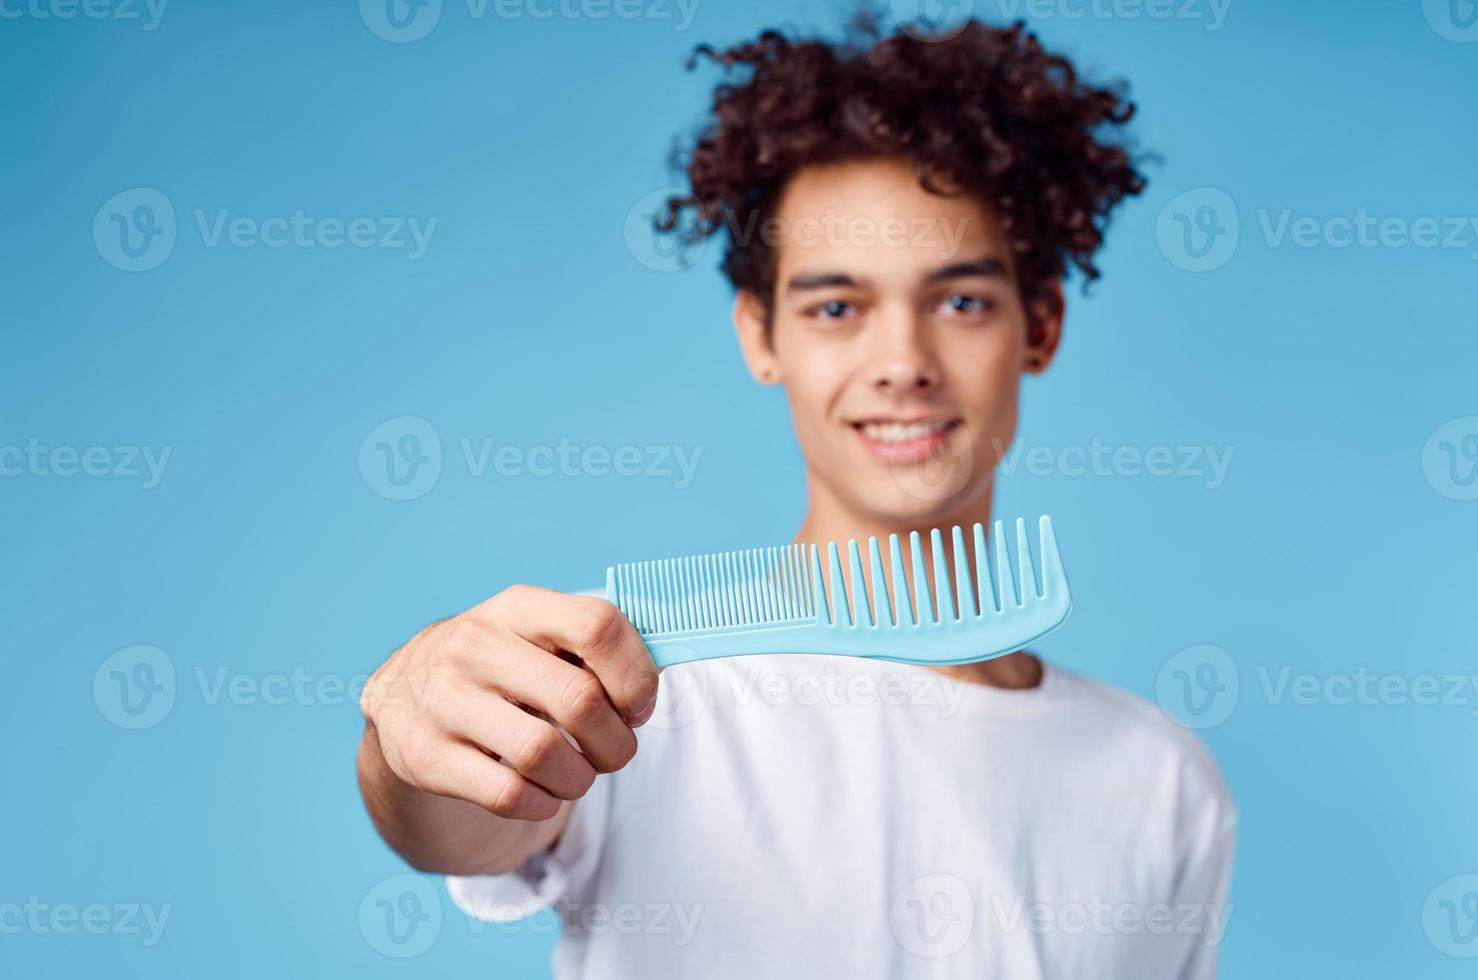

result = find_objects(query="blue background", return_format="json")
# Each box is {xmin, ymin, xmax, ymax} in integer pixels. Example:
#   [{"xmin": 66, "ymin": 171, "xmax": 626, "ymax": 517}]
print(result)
[{"xmin": 3, "ymin": 0, "xmax": 1476, "ymax": 976}]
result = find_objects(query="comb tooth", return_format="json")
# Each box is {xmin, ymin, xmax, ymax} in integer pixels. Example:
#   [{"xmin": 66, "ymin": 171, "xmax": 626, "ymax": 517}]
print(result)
[
  {"xmin": 665, "ymin": 560, "xmax": 680, "ymax": 631},
  {"xmin": 868, "ymin": 536, "xmax": 893, "ymax": 628},
  {"xmin": 782, "ymin": 545, "xmax": 800, "ymax": 619},
  {"xmin": 808, "ymin": 545, "xmax": 822, "ymax": 619},
  {"xmin": 736, "ymin": 555, "xmax": 756, "ymax": 623},
  {"xmin": 930, "ymin": 527, "xmax": 955, "ymax": 622},
  {"xmin": 847, "ymin": 538, "xmax": 872, "ymax": 628},
  {"xmin": 730, "ymin": 555, "xmax": 744, "ymax": 623},
  {"xmin": 1038, "ymin": 515, "xmax": 1063, "ymax": 594},
  {"xmin": 827, "ymin": 541, "xmax": 850, "ymax": 626},
  {"xmin": 632, "ymin": 563, "xmax": 648, "ymax": 632},
  {"xmin": 747, "ymin": 549, "xmax": 764, "ymax": 624},
  {"xmin": 756, "ymin": 548, "xmax": 773, "ymax": 621},
  {"xmin": 705, "ymin": 554, "xmax": 719, "ymax": 627},
  {"xmin": 668, "ymin": 559, "xmax": 683, "ymax": 631},
  {"xmin": 1016, "ymin": 517, "xmax": 1038, "ymax": 601},
  {"xmin": 729, "ymin": 551, "xmax": 745, "ymax": 625},
  {"xmin": 751, "ymin": 549, "xmax": 768, "ymax": 623},
  {"xmin": 908, "ymin": 530, "xmax": 933, "ymax": 623},
  {"xmin": 700, "ymin": 554, "xmax": 716, "ymax": 628},
  {"xmin": 756, "ymin": 546, "xmax": 768, "ymax": 623},
  {"xmin": 795, "ymin": 544, "xmax": 810, "ymax": 618},
  {"xmin": 692, "ymin": 556, "xmax": 706, "ymax": 628},
  {"xmin": 994, "ymin": 521, "xmax": 1020, "ymax": 607},
  {"xmin": 792, "ymin": 545, "xmax": 806, "ymax": 618},
  {"xmin": 726, "ymin": 552, "xmax": 743, "ymax": 626},
  {"xmin": 972, "ymin": 523, "xmax": 995, "ymax": 613},
  {"xmin": 646, "ymin": 562, "xmax": 661, "ymax": 632},
  {"xmin": 780, "ymin": 547, "xmax": 792, "ymax": 616},
  {"xmin": 714, "ymin": 553, "xmax": 729, "ymax": 626},
  {"xmin": 808, "ymin": 543, "xmax": 828, "ymax": 624},
  {"xmin": 657, "ymin": 560, "xmax": 673, "ymax": 633},
  {"xmin": 952, "ymin": 525, "xmax": 977, "ymax": 619},
  {"xmin": 628, "ymin": 564, "xmax": 644, "ymax": 627},
  {"xmin": 682, "ymin": 557, "xmax": 698, "ymax": 629},
  {"xmin": 774, "ymin": 543, "xmax": 786, "ymax": 620},
  {"xmin": 889, "ymin": 534, "xmax": 913, "ymax": 627},
  {"xmin": 726, "ymin": 552, "xmax": 741, "ymax": 626},
  {"xmin": 748, "ymin": 549, "xmax": 766, "ymax": 623},
  {"xmin": 638, "ymin": 561, "xmax": 654, "ymax": 633}
]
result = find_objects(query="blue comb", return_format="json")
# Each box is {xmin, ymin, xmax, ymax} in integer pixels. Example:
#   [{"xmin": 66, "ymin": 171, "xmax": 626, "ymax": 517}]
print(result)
[{"xmin": 605, "ymin": 516, "xmax": 1071, "ymax": 668}]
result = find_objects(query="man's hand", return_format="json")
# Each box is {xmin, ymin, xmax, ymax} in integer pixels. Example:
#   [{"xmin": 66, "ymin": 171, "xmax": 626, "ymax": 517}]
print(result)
[{"xmin": 357, "ymin": 586, "xmax": 658, "ymax": 872}]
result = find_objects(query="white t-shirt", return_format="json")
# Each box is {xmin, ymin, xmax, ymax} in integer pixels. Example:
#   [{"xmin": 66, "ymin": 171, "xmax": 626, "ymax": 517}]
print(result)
[{"xmin": 447, "ymin": 649, "xmax": 1236, "ymax": 979}]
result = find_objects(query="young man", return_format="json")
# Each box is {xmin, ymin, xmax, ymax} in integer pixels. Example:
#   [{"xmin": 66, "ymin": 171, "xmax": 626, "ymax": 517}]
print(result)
[{"xmin": 357, "ymin": 14, "xmax": 1236, "ymax": 978}]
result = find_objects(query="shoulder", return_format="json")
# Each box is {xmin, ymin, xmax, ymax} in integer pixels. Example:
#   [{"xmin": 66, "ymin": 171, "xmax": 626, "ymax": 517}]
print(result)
[{"xmin": 1052, "ymin": 664, "xmax": 1237, "ymax": 827}]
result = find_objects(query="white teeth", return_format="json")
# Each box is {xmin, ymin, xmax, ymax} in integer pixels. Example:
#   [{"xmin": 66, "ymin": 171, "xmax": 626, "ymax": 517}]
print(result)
[{"xmin": 858, "ymin": 419, "xmax": 954, "ymax": 443}]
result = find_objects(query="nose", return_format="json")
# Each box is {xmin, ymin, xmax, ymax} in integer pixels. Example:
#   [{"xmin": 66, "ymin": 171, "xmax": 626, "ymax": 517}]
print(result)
[{"xmin": 868, "ymin": 311, "xmax": 941, "ymax": 395}]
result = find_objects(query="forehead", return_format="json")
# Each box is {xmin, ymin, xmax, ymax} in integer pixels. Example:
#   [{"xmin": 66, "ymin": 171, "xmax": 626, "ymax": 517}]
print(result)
[{"xmin": 769, "ymin": 157, "xmax": 1010, "ymax": 280}]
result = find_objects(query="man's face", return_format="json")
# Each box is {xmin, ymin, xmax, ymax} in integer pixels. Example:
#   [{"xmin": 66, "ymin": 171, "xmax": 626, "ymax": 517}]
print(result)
[{"xmin": 735, "ymin": 156, "xmax": 1059, "ymax": 526}]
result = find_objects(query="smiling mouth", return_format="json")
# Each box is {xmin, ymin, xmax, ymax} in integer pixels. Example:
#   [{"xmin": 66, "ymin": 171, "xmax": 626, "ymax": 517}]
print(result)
[{"xmin": 849, "ymin": 417, "xmax": 961, "ymax": 464}]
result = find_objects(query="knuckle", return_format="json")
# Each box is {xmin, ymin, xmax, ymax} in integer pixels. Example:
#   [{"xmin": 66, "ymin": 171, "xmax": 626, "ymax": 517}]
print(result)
[
  {"xmin": 490, "ymin": 583, "xmax": 533, "ymax": 616},
  {"xmin": 560, "ymin": 674, "xmax": 610, "ymax": 728},
  {"xmin": 442, "ymin": 618, "xmax": 486, "ymax": 655},
  {"xmin": 569, "ymin": 766, "xmax": 597, "ymax": 800},
  {"xmin": 404, "ymin": 738, "xmax": 451, "ymax": 790},
  {"xmin": 489, "ymin": 773, "xmax": 532, "ymax": 818},
  {"xmin": 594, "ymin": 732, "xmax": 638, "ymax": 774},
  {"xmin": 573, "ymin": 599, "xmax": 623, "ymax": 653},
  {"xmin": 514, "ymin": 725, "xmax": 565, "ymax": 774}
]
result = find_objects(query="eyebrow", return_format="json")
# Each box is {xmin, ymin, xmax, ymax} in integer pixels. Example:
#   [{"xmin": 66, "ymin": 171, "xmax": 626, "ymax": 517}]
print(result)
[
  {"xmin": 924, "ymin": 257, "xmax": 1010, "ymax": 283},
  {"xmin": 783, "ymin": 256, "xmax": 1009, "ymax": 294}
]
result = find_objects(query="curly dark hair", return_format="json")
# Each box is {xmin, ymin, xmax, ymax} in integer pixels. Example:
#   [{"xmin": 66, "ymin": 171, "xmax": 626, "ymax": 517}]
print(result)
[{"xmin": 658, "ymin": 8, "xmax": 1148, "ymax": 330}]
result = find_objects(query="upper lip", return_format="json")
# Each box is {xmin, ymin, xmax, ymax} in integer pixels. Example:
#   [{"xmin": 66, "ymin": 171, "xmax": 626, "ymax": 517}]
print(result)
[{"xmin": 848, "ymin": 415, "xmax": 959, "ymax": 426}]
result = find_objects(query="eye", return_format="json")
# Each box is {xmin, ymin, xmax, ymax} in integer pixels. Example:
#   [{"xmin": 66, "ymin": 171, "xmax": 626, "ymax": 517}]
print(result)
[
  {"xmin": 937, "ymin": 294, "xmax": 994, "ymax": 316},
  {"xmin": 809, "ymin": 299, "xmax": 858, "ymax": 322}
]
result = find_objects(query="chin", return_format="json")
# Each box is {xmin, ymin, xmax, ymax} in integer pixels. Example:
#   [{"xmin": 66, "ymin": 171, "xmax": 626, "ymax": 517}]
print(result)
[{"xmin": 847, "ymin": 474, "xmax": 991, "ymax": 529}]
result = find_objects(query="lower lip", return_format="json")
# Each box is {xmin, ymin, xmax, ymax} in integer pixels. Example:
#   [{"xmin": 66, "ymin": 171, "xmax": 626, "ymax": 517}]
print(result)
[{"xmin": 852, "ymin": 422, "xmax": 959, "ymax": 466}]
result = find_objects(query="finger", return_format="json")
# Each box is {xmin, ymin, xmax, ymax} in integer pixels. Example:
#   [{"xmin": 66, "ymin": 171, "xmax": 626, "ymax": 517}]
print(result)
[
  {"xmin": 485, "ymin": 586, "xmax": 660, "ymax": 726},
  {"xmin": 487, "ymin": 634, "xmax": 638, "ymax": 774},
  {"xmin": 449, "ymin": 692, "xmax": 598, "ymax": 801},
  {"xmin": 414, "ymin": 738, "xmax": 562, "ymax": 822}
]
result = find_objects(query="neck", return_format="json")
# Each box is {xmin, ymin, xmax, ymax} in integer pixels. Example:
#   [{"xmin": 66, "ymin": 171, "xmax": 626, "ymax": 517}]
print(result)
[{"xmin": 790, "ymin": 473, "xmax": 1043, "ymax": 692}]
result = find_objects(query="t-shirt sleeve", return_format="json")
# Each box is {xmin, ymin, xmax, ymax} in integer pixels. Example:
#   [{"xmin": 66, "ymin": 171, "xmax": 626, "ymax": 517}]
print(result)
[
  {"xmin": 444, "ymin": 746, "xmax": 613, "ymax": 922},
  {"xmin": 1167, "ymin": 747, "xmax": 1238, "ymax": 980}
]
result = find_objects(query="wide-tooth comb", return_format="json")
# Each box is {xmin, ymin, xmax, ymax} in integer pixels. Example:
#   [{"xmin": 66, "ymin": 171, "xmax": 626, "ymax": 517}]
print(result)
[{"xmin": 605, "ymin": 516, "xmax": 1072, "ymax": 668}]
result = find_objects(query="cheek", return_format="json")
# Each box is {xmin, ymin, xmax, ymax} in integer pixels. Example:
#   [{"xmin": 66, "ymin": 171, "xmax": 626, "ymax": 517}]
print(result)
[{"xmin": 775, "ymin": 340, "xmax": 856, "ymax": 446}]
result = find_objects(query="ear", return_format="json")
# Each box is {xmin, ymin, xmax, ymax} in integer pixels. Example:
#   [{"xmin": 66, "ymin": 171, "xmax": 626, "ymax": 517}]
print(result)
[
  {"xmin": 1023, "ymin": 281, "xmax": 1065, "ymax": 375},
  {"xmin": 732, "ymin": 291, "xmax": 782, "ymax": 385}
]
